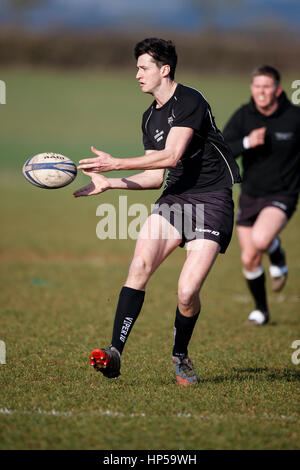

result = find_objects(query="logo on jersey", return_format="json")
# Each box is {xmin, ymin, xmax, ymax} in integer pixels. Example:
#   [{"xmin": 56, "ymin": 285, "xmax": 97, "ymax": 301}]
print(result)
[
  {"xmin": 168, "ymin": 116, "xmax": 174, "ymax": 126},
  {"xmin": 154, "ymin": 129, "xmax": 164, "ymax": 143},
  {"xmin": 274, "ymin": 132, "xmax": 293, "ymax": 141}
]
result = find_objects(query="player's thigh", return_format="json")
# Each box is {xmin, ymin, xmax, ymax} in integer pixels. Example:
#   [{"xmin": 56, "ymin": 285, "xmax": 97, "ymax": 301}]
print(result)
[
  {"xmin": 252, "ymin": 206, "xmax": 288, "ymax": 250},
  {"xmin": 129, "ymin": 213, "xmax": 182, "ymax": 274},
  {"xmin": 237, "ymin": 225, "xmax": 263, "ymax": 268},
  {"xmin": 237, "ymin": 225, "xmax": 256, "ymax": 253},
  {"xmin": 178, "ymin": 239, "xmax": 220, "ymax": 294}
]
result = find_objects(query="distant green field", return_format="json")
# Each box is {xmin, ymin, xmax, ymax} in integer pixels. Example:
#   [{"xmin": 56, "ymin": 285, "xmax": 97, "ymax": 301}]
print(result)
[{"xmin": 0, "ymin": 68, "xmax": 299, "ymax": 450}]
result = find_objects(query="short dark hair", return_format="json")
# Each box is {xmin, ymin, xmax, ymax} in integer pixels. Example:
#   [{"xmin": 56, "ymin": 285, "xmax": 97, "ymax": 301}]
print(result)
[
  {"xmin": 251, "ymin": 65, "xmax": 281, "ymax": 85},
  {"xmin": 134, "ymin": 38, "xmax": 177, "ymax": 80}
]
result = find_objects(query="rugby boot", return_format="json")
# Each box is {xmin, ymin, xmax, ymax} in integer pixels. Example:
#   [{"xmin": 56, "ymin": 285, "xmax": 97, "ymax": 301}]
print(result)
[
  {"xmin": 269, "ymin": 263, "xmax": 288, "ymax": 293},
  {"xmin": 90, "ymin": 346, "xmax": 121, "ymax": 378},
  {"xmin": 245, "ymin": 309, "xmax": 270, "ymax": 326},
  {"xmin": 172, "ymin": 354, "xmax": 199, "ymax": 386}
]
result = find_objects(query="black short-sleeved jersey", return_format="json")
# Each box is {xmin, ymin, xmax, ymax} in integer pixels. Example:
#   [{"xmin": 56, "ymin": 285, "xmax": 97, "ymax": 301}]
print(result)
[{"xmin": 142, "ymin": 83, "xmax": 241, "ymax": 195}]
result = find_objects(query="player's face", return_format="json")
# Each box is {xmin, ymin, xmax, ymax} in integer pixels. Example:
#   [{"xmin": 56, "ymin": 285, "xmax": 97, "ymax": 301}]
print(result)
[
  {"xmin": 136, "ymin": 53, "xmax": 163, "ymax": 94},
  {"xmin": 250, "ymin": 75, "xmax": 281, "ymax": 111}
]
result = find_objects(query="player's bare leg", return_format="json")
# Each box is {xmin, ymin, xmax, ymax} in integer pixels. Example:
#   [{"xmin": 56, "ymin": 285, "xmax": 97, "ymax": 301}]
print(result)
[
  {"xmin": 172, "ymin": 239, "xmax": 220, "ymax": 385},
  {"xmin": 125, "ymin": 213, "xmax": 182, "ymax": 290},
  {"xmin": 252, "ymin": 206, "xmax": 288, "ymax": 292},
  {"xmin": 238, "ymin": 225, "xmax": 267, "ymax": 324},
  {"xmin": 90, "ymin": 214, "xmax": 182, "ymax": 378},
  {"xmin": 238, "ymin": 207, "xmax": 288, "ymax": 325},
  {"xmin": 177, "ymin": 238, "xmax": 220, "ymax": 316}
]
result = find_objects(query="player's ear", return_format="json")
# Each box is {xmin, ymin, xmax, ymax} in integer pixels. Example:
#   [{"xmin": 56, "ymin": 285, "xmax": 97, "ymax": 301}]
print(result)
[
  {"xmin": 161, "ymin": 64, "xmax": 170, "ymax": 78},
  {"xmin": 275, "ymin": 85, "xmax": 283, "ymax": 98}
]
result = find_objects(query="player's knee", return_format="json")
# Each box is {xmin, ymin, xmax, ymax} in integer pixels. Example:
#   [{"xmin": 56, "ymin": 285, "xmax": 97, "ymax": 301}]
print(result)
[
  {"xmin": 241, "ymin": 250, "xmax": 260, "ymax": 271},
  {"xmin": 178, "ymin": 284, "xmax": 198, "ymax": 308},
  {"xmin": 252, "ymin": 233, "xmax": 270, "ymax": 252},
  {"xmin": 128, "ymin": 255, "xmax": 152, "ymax": 279}
]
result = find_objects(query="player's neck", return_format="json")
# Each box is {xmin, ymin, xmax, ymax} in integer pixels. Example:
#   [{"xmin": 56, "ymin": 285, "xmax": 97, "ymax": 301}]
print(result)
[{"xmin": 154, "ymin": 80, "xmax": 177, "ymax": 109}]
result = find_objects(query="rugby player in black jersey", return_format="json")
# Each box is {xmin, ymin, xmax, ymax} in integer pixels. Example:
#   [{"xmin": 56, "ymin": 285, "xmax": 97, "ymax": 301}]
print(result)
[
  {"xmin": 74, "ymin": 38, "xmax": 241, "ymax": 385},
  {"xmin": 224, "ymin": 65, "xmax": 300, "ymax": 326}
]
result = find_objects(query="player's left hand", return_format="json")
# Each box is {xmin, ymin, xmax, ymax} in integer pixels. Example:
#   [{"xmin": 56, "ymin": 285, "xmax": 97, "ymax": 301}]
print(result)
[
  {"xmin": 73, "ymin": 171, "xmax": 111, "ymax": 197},
  {"xmin": 77, "ymin": 146, "xmax": 120, "ymax": 172}
]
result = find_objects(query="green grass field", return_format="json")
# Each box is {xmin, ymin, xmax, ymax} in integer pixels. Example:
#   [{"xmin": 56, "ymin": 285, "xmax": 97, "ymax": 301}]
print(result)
[{"xmin": 0, "ymin": 68, "xmax": 299, "ymax": 450}]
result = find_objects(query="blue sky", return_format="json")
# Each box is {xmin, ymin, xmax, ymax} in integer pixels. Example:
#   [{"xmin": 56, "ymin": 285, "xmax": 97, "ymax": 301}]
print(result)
[{"xmin": 1, "ymin": 0, "xmax": 300, "ymax": 32}]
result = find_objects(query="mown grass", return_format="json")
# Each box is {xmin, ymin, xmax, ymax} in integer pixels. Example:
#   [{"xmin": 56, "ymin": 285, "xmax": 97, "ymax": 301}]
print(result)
[{"xmin": 0, "ymin": 68, "xmax": 299, "ymax": 450}]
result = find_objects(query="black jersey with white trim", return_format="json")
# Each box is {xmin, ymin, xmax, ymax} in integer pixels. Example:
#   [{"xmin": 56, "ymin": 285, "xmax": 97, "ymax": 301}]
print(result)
[{"xmin": 142, "ymin": 83, "xmax": 241, "ymax": 194}]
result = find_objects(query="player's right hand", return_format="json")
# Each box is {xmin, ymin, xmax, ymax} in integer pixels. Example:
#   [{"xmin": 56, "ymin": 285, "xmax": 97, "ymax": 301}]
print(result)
[
  {"xmin": 247, "ymin": 127, "xmax": 267, "ymax": 148},
  {"xmin": 73, "ymin": 171, "xmax": 111, "ymax": 197}
]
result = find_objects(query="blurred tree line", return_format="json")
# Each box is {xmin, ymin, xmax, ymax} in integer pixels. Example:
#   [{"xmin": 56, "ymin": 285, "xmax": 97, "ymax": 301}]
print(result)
[
  {"xmin": 1, "ymin": 29, "xmax": 299, "ymax": 74},
  {"xmin": 1, "ymin": 0, "xmax": 300, "ymax": 73}
]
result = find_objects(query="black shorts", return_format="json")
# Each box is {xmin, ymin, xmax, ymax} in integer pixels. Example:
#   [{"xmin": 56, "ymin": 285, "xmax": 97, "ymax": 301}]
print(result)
[
  {"xmin": 152, "ymin": 188, "xmax": 234, "ymax": 254},
  {"xmin": 236, "ymin": 192, "xmax": 299, "ymax": 227}
]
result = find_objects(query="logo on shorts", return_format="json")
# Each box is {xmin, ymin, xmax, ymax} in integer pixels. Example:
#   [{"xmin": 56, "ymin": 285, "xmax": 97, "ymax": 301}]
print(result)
[
  {"xmin": 195, "ymin": 228, "xmax": 220, "ymax": 236},
  {"xmin": 271, "ymin": 201, "xmax": 287, "ymax": 211}
]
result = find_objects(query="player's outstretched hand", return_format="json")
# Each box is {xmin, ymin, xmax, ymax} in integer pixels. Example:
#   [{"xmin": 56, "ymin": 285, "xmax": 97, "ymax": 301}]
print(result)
[
  {"xmin": 73, "ymin": 171, "xmax": 111, "ymax": 197},
  {"xmin": 77, "ymin": 146, "xmax": 120, "ymax": 172}
]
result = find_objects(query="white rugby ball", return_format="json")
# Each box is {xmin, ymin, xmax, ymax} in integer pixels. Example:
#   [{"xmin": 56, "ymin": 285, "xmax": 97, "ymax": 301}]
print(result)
[{"xmin": 22, "ymin": 152, "xmax": 77, "ymax": 189}]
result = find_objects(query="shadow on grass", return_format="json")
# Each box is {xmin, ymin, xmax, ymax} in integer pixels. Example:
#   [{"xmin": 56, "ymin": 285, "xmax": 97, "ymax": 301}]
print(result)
[
  {"xmin": 200, "ymin": 367, "xmax": 300, "ymax": 384},
  {"xmin": 113, "ymin": 367, "xmax": 300, "ymax": 387}
]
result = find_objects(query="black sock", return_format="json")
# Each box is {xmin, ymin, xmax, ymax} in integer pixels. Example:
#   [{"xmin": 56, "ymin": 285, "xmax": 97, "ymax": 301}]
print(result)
[
  {"xmin": 111, "ymin": 286, "xmax": 145, "ymax": 355},
  {"xmin": 269, "ymin": 239, "xmax": 286, "ymax": 267},
  {"xmin": 172, "ymin": 307, "xmax": 200, "ymax": 357},
  {"xmin": 246, "ymin": 272, "xmax": 268, "ymax": 313}
]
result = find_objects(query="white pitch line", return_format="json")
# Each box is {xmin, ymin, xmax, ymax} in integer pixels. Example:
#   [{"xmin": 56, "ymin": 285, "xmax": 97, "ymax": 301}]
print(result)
[
  {"xmin": 233, "ymin": 294, "xmax": 300, "ymax": 303},
  {"xmin": 0, "ymin": 408, "xmax": 297, "ymax": 421}
]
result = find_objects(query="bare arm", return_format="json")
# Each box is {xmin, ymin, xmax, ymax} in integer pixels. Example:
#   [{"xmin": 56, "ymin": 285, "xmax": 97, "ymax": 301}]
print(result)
[
  {"xmin": 109, "ymin": 153, "xmax": 165, "ymax": 189},
  {"xmin": 77, "ymin": 126, "xmax": 194, "ymax": 172},
  {"xmin": 73, "ymin": 153, "xmax": 165, "ymax": 198}
]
